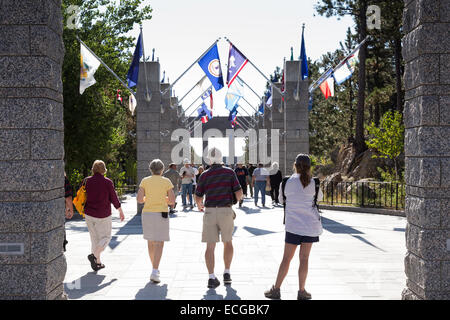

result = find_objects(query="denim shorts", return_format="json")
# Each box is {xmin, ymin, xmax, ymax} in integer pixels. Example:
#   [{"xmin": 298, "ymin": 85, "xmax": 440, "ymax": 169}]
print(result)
[{"xmin": 285, "ymin": 232, "xmax": 319, "ymax": 245}]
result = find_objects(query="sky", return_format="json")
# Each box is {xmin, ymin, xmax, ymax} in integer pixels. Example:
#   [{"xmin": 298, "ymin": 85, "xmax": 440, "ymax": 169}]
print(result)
[{"xmin": 129, "ymin": 0, "xmax": 356, "ymax": 118}]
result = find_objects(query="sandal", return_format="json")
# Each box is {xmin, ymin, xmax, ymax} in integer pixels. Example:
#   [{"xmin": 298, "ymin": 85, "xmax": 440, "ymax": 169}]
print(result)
[
  {"xmin": 94, "ymin": 263, "xmax": 105, "ymax": 271},
  {"xmin": 87, "ymin": 254, "xmax": 97, "ymax": 271}
]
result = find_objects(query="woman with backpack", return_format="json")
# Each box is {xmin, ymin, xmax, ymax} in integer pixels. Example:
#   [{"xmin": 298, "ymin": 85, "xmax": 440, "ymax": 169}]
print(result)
[{"xmin": 264, "ymin": 154, "xmax": 323, "ymax": 300}]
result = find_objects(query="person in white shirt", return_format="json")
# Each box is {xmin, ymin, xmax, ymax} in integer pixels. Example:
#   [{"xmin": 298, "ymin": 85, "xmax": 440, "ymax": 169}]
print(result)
[
  {"xmin": 265, "ymin": 154, "xmax": 323, "ymax": 301},
  {"xmin": 180, "ymin": 158, "xmax": 196, "ymax": 209}
]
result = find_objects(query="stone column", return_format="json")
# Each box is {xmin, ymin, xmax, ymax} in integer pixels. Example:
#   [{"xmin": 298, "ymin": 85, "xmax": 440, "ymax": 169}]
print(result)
[
  {"xmin": 136, "ymin": 61, "xmax": 161, "ymax": 184},
  {"xmin": 286, "ymin": 61, "xmax": 309, "ymax": 172},
  {"xmin": 0, "ymin": 0, "xmax": 66, "ymax": 299},
  {"xmin": 402, "ymin": 0, "xmax": 450, "ymax": 300}
]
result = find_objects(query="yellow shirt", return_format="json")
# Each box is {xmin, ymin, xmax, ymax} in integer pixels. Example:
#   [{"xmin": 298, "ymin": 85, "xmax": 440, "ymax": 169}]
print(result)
[{"xmin": 139, "ymin": 175, "xmax": 174, "ymax": 213}]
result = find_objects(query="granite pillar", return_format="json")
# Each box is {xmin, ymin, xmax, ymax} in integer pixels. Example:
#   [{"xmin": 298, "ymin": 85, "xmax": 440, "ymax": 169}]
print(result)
[
  {"xmin": 402, "ymin": 0, "xmax": 450, "ymax": 300},
  {"xmin": 0, "ymin": 0, "xmax": 66, "ymax": 299}
]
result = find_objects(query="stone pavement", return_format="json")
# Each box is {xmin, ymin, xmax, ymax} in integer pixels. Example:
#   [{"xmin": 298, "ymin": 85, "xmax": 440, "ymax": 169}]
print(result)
[{"xmin": 63, "ymin": 194, "xmax": 407, "ymax": 300}]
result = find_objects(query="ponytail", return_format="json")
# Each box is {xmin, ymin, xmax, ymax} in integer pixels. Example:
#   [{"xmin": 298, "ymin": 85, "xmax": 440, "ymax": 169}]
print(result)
[{"xmin": 294, "ymin": 162, "xmax": 312, "ymax": 188}]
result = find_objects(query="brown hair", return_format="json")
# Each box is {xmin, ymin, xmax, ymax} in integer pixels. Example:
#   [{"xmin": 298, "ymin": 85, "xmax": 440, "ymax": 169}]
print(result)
[
  {"xmin": 294, "ymin": 154, "xmax": 312, "ymax": 188},
  {"xmin": 92, "ymin": 160, "xmax": 107, "ymax": 175}
]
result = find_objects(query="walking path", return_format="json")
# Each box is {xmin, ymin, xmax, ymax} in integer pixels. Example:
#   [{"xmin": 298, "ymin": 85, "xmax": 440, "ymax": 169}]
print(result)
[{"xmin": 63, "ymin": 195, "xmax": 407, "ymax": 300}]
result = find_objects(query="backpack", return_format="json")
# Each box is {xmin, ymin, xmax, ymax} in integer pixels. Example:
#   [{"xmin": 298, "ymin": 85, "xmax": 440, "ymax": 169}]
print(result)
[{"xmin": 281, "ymin": 176, "xmax": 320, "ymax": 224}]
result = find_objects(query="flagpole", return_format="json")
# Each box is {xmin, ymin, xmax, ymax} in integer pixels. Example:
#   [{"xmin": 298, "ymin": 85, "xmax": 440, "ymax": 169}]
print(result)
[
  {"xmin": 76, "ymin": 35, "xmax": 136, "ymax": 97},
  {"xmin": 177, "ymin": 75, "xmax": 207, "ymax": 106},
  {"xmin": 240, "ymin": 96, "xmax": 260, "ymax": 114},
  {"xmin": 236, "ymin": 75, "xmax": 263, "ymax": 100},
  {"xmin": 238, "ymin": 107, "xmax": 257, "ymax": 127},
  {"xmin": 162, "ymin": 38, "xmax": 221, "ymax": 96},
  {"xmin": 182, "ymin": 85, "xmax": 213, "ymax": 116},
  {"xmin": 308, "ymin": 35, "xmax": 369, "ymax": 93},
  {"xmin": 224, "ymin": 37, "xmax": 284, "ymax": 96}
]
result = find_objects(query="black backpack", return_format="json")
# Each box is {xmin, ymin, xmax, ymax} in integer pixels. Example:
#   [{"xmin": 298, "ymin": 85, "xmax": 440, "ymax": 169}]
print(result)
[{"xmin": 281, "ymin": 176, "xmax": 320, "ymax": 224}]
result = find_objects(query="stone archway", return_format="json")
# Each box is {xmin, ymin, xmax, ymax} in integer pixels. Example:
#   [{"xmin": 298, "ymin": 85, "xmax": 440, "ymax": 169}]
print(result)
[{"xmin": 0, "ymin": 0, "xmax": 447, "ymax": 300}]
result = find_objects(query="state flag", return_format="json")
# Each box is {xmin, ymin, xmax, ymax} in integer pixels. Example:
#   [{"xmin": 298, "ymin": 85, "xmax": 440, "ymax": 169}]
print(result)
[
  {"xmin": 126, "ymin": 33, "xmax": 143, "ymax": 88},
  {"xmin": 79, "ymin": 42, "xmax": 101, "ymax": 94},
  {"xmin": 225, "ymin": 77, "xmax": 244, "ymax": 111},
  {"xmin": 227, "ymin": 44, "xmax": 248, "ymax": 87},
  {"xmin": 198, "ymin": 43, "xmax": 224, "ymax": 91},
  {"xmin": 319, "ymin": 76, "xmax": 334, "ymax": 99},
  {"xmin": 333, "ymin": 62, "xmax": 352, "ymax": 85}
]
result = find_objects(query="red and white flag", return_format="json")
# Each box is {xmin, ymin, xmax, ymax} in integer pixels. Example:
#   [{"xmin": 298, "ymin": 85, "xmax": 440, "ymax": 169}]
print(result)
[{"xmin": 319, "ymin": 76, "xmax": 334, "ymax": 99}]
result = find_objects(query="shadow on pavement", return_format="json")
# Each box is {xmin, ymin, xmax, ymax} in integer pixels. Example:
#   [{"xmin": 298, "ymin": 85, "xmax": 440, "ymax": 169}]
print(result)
[
  {"xmin": 322, "ymin": 216, "xmax": 385, "ymax": 251},
  {"xmin": 201, "ymin": 286, "xmax": 241, "ymax": 300},
  {"xmin": 238, "ymin": 207, "xmax": 261, "ymax": 214},
  {"xmin": 135, "ymin": 283, "xmax": 169, "ymax": 300},
  {"xmin": 243, "ymin": 226, "xmax": 276, "ymax": 236},
  {"xmin": 65, "ymin": 273, "xmax": 117, "ymax": 300}
]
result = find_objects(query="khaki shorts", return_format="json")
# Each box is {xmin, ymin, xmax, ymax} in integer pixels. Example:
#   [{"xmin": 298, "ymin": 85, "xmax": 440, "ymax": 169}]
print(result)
[
  {"xmin": 142, "ymin": 212, "xmax": 170, "ymax": 241},
  {"xmin": 202, "ymin": 207, "xmax": 234, "ymax": 243}
]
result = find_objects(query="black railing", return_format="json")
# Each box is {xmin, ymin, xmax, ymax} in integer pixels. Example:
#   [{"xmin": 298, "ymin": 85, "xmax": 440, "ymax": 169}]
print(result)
[{"xmin": 320, "ymin": 181, "xmax": 405, "ymax": 210}]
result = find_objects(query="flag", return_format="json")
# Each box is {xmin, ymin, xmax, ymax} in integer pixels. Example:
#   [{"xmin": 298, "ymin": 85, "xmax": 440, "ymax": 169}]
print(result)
[
  {"xmin": 201, "ymin": 87, "xmax": 213, "ymax": 116},
  {"xmin": 126, "ymin": 33, "xmax": 143, "ymax": 88},
  {"xmin": 333, "ymin": 61, "xmax": 352, "ymax": 85},
  {"xmin": 129, "ymin": 93, "xmax": 137, "ymax": 115},
  {"xmin": 198, "ymin": 43, "xmax": 224, "ymax": 91},
  {"xmin": 116, "ymin": 89, "xmax": 123, "ymax": 104},
  {"xmin": 266, "ymin": 89, "xmax": 273, "ymax": 108},
  {"xmin": 319, "ymin": 76, "xmax": 334, "ymax": 99},
  {"xmin": 228, "ymin": 107, "xmax": 238, "ymax": 128},
  {"xmin": 197, "ymin": 103, "xmax": 212, "ymax": 123},
  {"xmin": 79, "ymin": 42, "xmax": 101, "ymax": 94},
  {"xmin": 347, "ymin": 48, "xmax": 359, "ymax": 72},
  {"xmin": 281, "ymin": 69, "xmax": 285, "ymax": 102},
  {"xmin": 161, "ymin": 71, "xmax": 165, "ymax": 83},
  {"xmin": 227, "ymin": 43, "xmax": 248, "ymax": 87},
  {"xmin": 300, "ymin": 29, "xmax": 309, "ymax": 80},
  {"xmin": 224, "ymin": 77, "xmax": 244, "ymax": 111},
  {"xmin": 258, "ymin": 101, "xmax": 264, "ymax": 115}
]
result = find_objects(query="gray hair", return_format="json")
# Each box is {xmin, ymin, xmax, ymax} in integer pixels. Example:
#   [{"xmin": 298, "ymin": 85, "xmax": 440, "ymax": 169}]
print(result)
[{"xmin": 149, "ymin": 159, "xmax": 164, "ymax": 175}]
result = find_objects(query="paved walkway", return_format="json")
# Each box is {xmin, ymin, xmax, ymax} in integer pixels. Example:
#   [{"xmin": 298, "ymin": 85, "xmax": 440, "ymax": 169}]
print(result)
[{"xmin": 63, "ymin": 194, "xmax": 407, "ymax": 300}]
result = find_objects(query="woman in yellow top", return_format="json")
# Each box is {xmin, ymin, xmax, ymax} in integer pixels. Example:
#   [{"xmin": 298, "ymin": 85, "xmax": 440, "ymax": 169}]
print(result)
[{"xmin": 137, "ymin": 159, "xmax": 175, "ymax": 283}]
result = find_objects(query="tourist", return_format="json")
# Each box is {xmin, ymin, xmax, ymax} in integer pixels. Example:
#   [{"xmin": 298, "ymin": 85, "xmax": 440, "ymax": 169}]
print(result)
[
  {"xmin": 269, "ymin": 162, "xmax": 283, "ymax": 206},
  {"xmin": 180, "ymin": 159, "xmax": 196, "ymax": 209},
  {"xmin": 195, "ymin": 166, "xmax": 204, "ymax": 194},
  {"xmin": 247, "ymin": 163, "xmax": 256, "ymax": 198},
  {"xmin": 252, "ymin": 163, "xmax": 270, "ymax": 207},
  {"xmin": 84, "ymin": 160, "xmax": 125, "ymax": 272},
  {"xmin": 264, "ymin": 154, "xmax": 323, "ymax": 300},
  {"xmin": 163, "ymin": 163, "xmax": 182, "ymax": 214},
  {"xmin": 137, "ymin": 159, "xmax": 175, "ymax": 283},
  {"xmin": 195, "ymin": 147, "xmax": 243, "ymax": 288},
  {"xmin": 234, "ymin": 163, "xmax": 248, "ymax": 207}
]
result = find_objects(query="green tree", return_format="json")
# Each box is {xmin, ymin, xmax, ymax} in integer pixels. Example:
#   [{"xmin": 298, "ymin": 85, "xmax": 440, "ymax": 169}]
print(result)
[
  {"xmin": 365, "ymin": 110, "xmax": 404, "ymax": 180},
  {"xmin": 62, "ymin": 0, "xmax": 152, "ymax": 179}
]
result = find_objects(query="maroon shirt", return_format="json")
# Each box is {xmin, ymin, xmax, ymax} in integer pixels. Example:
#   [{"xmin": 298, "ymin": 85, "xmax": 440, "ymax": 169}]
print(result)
[{"xmin": 84, "ymin": 173, "xmax": 121, "ymax": 218}]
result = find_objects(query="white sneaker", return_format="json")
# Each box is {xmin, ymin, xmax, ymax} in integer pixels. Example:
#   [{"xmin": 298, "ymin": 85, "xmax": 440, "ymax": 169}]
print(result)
[{"xmin": 150, "ymin": 272, "xmax": 160, "ymax": 283}]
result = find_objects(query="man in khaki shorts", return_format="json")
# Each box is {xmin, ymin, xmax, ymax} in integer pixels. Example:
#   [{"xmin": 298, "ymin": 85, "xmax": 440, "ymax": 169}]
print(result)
[{"xmin": 195, "ymin": 147, "xmax": 243, "ymax": 288}]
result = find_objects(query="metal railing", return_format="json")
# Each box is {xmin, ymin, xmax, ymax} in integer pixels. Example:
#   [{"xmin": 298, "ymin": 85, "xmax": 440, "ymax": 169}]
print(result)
[{"xmin": 320, "ymin": 181, "xmax": 405, "ymax": 210}]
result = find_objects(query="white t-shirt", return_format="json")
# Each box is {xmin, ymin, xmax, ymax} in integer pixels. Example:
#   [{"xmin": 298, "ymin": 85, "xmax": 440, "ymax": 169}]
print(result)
[
  {"xmin": 279, "ymin": 174, "xmax": 324, "ymax": 237},
  {"xmin": 180, "ymin": 166, "xmax": 196, "ymax": 185}
]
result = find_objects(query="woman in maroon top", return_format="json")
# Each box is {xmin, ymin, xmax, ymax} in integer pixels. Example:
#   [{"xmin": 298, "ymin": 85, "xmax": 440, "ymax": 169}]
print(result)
[{"xmin": 84, "ymin": 160, "xmax": 124, "ymax": 271}]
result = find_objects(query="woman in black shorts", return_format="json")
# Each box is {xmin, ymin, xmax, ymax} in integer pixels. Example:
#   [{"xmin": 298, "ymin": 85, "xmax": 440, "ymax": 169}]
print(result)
[{"xmin": 264, "ymin": 154, "xmax": 323, "ymax": 300}]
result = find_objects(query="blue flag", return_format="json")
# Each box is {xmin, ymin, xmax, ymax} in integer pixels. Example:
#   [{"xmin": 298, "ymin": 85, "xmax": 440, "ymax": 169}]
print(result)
[
  {"xmin": 227, "ymin": 44, "xmax": 248, "ymax": 87},
  {"xmin": 198, "ymin": 44, "xmax": 224, "ymax": 91},
  {"xmin": 300, "ymin": 29, "xmax": 308, "ymax": 80},
  {"xmin": 224, "ymin": 77, "xmax": 244, "ymax": 111},
  {"xmin": 197, "ymin": 103, "xmax": 212, "ymax": 119},
  {"xmin": 228, "ymin": 107, "xmax": 238, "ymax": 128},
  {"xmin": 126, "ymin": 33, "xmax": 143, "ymax": 88}
]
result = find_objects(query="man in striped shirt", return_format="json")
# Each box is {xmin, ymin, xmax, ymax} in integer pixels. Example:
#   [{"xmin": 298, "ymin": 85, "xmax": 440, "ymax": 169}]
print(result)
[{"xmin": 195, "ymin": 147, "xmax": 243, "ymax": 288}]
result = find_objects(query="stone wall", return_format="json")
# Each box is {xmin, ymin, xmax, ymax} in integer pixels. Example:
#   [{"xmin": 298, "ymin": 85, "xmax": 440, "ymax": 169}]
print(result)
[
  {"xmin": 402, "ymin": 0, "xmax": 450, "ymax": 300},
  {"xmin": 0, "ymin": 0, "xmax": 66, "ymax": 299}
]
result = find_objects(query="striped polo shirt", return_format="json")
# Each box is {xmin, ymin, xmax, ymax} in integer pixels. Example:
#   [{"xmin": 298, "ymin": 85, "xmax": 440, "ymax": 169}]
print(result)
[{"xmin": 195, "ymin": 164, "xmax": 242, "ymax": 207}]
